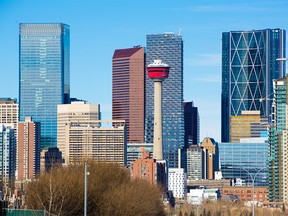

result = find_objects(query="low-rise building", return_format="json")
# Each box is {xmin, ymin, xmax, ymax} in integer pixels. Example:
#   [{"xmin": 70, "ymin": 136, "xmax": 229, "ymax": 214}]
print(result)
[{"xmin": 168, "ymin": 168, "xmax": 187, "ymax": 199}]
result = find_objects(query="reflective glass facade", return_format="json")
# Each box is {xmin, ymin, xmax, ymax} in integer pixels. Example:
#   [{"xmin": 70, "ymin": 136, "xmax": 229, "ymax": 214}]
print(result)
[
  {"xmin": 268, "ymin": 76, "xmax": 288, "ymax": 202},
  {"xmin": 219, "ymin": 142, "xmax": 268, "ymax": 186},
  {"xmin": 19, "ymin": 23, "xmax": 70, "ymax": 149},
  {"xmin": 222, "ymin": 29, "xmax": 286, "ymax": 142},
  {"xmin": 145, "ymin": 33, "xmax": 184, "ymax": 168},
  {"xmin": 0, "ymin": 125, "xmax": 16, "ymax": 186}
]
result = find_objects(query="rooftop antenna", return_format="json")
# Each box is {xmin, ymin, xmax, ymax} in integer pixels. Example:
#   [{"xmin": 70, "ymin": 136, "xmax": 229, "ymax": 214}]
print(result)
[{"xmin": 178, "ymin": 26, "xmax": 182, "ymax": 35}]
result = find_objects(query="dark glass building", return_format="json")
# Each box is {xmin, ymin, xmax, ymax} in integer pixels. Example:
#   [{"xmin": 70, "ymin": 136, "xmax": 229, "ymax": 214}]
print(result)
[
  {"xmin": 221, "ymin": 29, "xmax": 286, "ymax": 142},
  {"xmin": 184, "ymin": 101, "xmax": 200, "ymax": 146},
  {"xmin": 19, "ymin": 23, "xmax": 70, "ymax": 149},
  {"xmin": 145, "ymin": 33, "xmax": 184, "ymax": 168}
]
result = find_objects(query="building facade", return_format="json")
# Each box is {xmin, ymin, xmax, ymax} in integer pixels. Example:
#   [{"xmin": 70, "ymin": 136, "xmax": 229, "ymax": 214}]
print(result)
[
  {"xmin": 268, "ymin": 75, "xmax": 288, "ymax": 202},
  {"xmin": 168, "ymin": 168, "xmax": 187, "ymax": 199},
  {"xmin": 0, "ymin": 124, "xmax": 16, "ymax": 190},
  {"xmin": 184, "ymin": 101, "xmax": 200, "ymax": 146},
  {"xmin": 230, "ymin": 111, "xmax": 268, "ymax": 143},
  {"xmin": 222, "ymin": 186, "xmax": 267, "ymax": 202},
  {"xmin": 221, "ymin": 29, "xmax": 286, "ymax": 142},
  {"xmin": 145, "ymin": 33, "xmax": 184, "ymax": 168},
  {"xmin": 219, "ymin": 140, "xmax": 268, "ymax": 186},
  {"xmin": 57, "ymin": 101, "xmax": 100, "ymax": 161},
  {"xmin": 186, "ymin": 144, "xmax": 204, "ymax": 180},
  {"xmin": 40, "ymin": 147, "xmax": 63, "ymax": 173},
  {"xmin": 64, "ymin": 120, "xmax": 126, "ymax": 166},
  {"xmin": 112, "ymin": 47, "xmax": 145, "ymax": 143},
  {"xmin": 132, "ymin": 152, "xmax": 166, "ymax": 186},
  {"xmin": 127, "ymin": 143, "xmax": 153, "ymax": 170},
  {"xmin": 19, "ymin": 23, "xmax": 70, "ymax": 149},
  {"xmin": 201, "ymin": 137, "xmax": 219, "ymax": 180},
  {"xmin": 18, "ymin": 117, "xmax": 40, "ymax": 180}
]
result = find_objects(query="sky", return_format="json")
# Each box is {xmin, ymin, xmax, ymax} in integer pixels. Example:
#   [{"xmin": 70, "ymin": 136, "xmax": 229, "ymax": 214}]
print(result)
[{"xmin": 0, "ymin": 0, "xmax": 287, "ymax": 142}]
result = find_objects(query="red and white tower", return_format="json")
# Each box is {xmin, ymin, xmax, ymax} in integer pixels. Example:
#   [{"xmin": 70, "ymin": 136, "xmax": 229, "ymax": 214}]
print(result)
[{"xmin": 147, "ymin": 59, "xmax": 170, "ymax": 160}]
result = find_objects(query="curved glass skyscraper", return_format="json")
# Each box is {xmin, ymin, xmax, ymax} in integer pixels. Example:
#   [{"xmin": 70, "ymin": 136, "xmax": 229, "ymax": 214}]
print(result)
[
  {"xmin": 145, "ymin": 33, "xmax": 184, "ymax": 168},
  {"xmin": 19, "ymin": 23, "xmax": 70, "ymax": 149},
  {"xmin": 221, "ymin": 29, "xmax": 286, "ymax": 142}
]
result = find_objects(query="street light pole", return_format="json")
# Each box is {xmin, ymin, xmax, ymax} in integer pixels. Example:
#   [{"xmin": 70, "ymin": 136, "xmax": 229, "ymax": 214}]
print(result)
[
  {"xmin": 84, "ymin": 162, "xmax": 88, "ymax": 216},
  {"xmin": 237, "ymin": 167, "xmax": 266, "ymax": 216}
]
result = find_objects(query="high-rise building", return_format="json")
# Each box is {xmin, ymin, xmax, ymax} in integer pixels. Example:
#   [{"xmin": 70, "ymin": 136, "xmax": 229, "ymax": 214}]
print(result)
[
  {"xmin": 19, "ymin": 23, "xmax": 70, "ymax": 149},
  {"xmin": 0, "ymin": 98, "xmax": 19, "ymax": 131},
  {"xmin": 230, "ymin": 111, "xmax": 268, "ymax": 143},
  {"xmin": 57, "ymin": 101, "xmax": 100, "ymax": 161},
  {"xmin": 132, "ymin": 152, "xmax": 166, "ymax": 186},
  {"xmin": 221, "ymin": 29, "xmax": 286, "ymax": 142},
  {"xmin": 112, "ymin": 47, "xmax": 145, "ymax": 143},
  {"xmin": 219, "ymin": 138, "xmax": 268, "ymax": 186},
  {"xmin": 127, "ymin": 143, "xmax": 153, "ymax": 170},
  {"xmin": 201, "ymin": 137, "xmax": 219, "ymax": 180},
  {"xmin": 18, "ymin": 117, "xmax": 40, "ymax": 180},
  {"xmin": 40, "ymin": 147, "xmax": 63, "ymax": 173},
  {"xmin": 186, "ymin": 144, "xmax": 204, "ymax": 180},
  {"xmin": 64, "ymin": 120, "xmax": 126, "ymax": 166},
  {"xmin": 168, "ymin": 168, "xmax": 187, "ymax": 199},
  {"xmin": 0, "ymin": 124, "xmax": 16, "ymax": 190},
  {"xmin": 145, "ymin": 33, "xmax": 184, "ymax": 168},
  {"xmin": 184, "ymin": 101, "xmax": 200, "ymax": 146},
  {"xmin": 268, "ymin": 75, "xmax": 288, "ymax": 202}
]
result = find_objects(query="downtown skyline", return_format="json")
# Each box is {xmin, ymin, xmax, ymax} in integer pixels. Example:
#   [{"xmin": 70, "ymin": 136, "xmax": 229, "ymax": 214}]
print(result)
[{"xmin": 1, "ymin": 0, "xmax": 288, "ymax": 142}]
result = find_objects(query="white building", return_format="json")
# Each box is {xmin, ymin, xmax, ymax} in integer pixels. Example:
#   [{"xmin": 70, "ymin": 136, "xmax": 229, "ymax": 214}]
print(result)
[
  {"xmin": 168, "ymin": 168, "xmax": 187, "ymax": 199},
  {"xmin": 187, "ymin": 188, "xmax": 220, "ymax": 205}
]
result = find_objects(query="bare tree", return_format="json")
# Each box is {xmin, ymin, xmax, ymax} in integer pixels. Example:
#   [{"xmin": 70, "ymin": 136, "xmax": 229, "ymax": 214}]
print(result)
[{"xmin": 25, "ymin": 161, "xmax": 165, "ymax": 216}]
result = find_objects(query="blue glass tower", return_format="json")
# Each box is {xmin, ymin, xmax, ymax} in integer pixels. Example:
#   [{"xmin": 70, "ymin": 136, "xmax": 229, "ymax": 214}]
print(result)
[
  {"xmin": 221, "ymin": 29, "xmax": 286, "ymax": 142},
  {"xmin": 19, "ymin": 23, "xmax": 70, "ymax": 149},
  {"xmin": 145, "ymin": 33, "xmax": 184, "ymax": 168}
]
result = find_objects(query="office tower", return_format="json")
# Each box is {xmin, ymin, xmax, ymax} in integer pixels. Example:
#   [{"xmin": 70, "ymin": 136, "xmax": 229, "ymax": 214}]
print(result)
[
  {"xmin": 18, "ymin": 117, "xmax": 40, "ymax": 180},
  {"xmin": 57, "ymin": 101, "xmax": 100, "ymax": 161},
  {"xmin": 268, "ymin": 75, "xmax": 288, "ymax": 202},
  {"xmin": 168, "ymin": 168, "xmax": 187, "ymax": 199},
  {"xmin": 132, "ymin": 152, "xmax": 166, "ymax": 186},
  {"xmin": 64, "ymin": 120, "xmax": 126, "ymax": 166},
  {"xmin": 0, "ymin": 98, "xmax": 19, "ymax": 131},
  {"xmin": 146, "ymin": 33, "xmax": 184, "ymax": 168},
  {"xmin": 201, "ymin": 137, "xmax": 219, "ymax": 180},
  {"xmin": 219, "ymin": 138, "xmax": 268, "ymax": 186},
  {"xmin": 230, "ymin": 111, "xmax": 268, "ymax": 143},
  {"xmin": 184, "ymin": 101, "xmax": 200, "ymax": 146},
  {"xmin": 112, "ymin": 47, "xmax": 145, "ymax": 143},
  {"xmin": 127, "ymin": 143, "xmax": 153, "ymax": 170},
  {"xmin": 186, "ymin": 145, "xmax": 204, "ymax": 180},
  {"xmin": 147, "ymin": 59, "xmax": 170, "ymax": 160},
  {"xmin": 221, "ymin": 29, "xmax": 286, "ymax": 142},
  {"xmin": 40, "ymin": 147, "xmax": 63, "ymax": 173},
  {"xmin": 19, "ymin": 23, "xmax": 70, "ymax": 149},
  {"xmin": 0, "ymin": 124, "xmax": 16, "ymax": 190}
]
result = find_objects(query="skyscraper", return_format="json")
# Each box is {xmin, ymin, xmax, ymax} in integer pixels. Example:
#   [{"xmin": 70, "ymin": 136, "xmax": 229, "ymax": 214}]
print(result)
[
  {"xmin": 19, "ymin": 23, "xmax": 70, "ymax": 149},
  {"xmin": 268, "ymin": 75, "xmax": 288, "ymax": 202},
  {"xmin": 145, "ymin": 33, "xmax": 184, "ymax": 168},
  {"xmin": 112, "ymin": 47, "xmax": 145, "ymax": 143},
  {"xmin": 221, "ymin": 29, "xmax": 286, "ymax": 142},
  {"xmin": 0, "ymin": 124, "xmax": 16, "ymax": 190},
  {"xmin": 184, "ymin": 101, "xmax": 200, "ymax": 146}
]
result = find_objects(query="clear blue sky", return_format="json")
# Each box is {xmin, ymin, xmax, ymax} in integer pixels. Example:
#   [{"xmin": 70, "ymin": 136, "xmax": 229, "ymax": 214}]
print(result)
[{"xmin": 0, "ymin": 0, "xmax": 287, "ymax": 142}]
